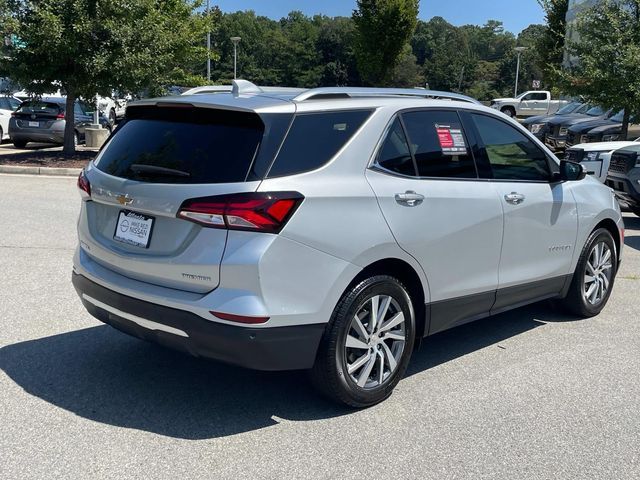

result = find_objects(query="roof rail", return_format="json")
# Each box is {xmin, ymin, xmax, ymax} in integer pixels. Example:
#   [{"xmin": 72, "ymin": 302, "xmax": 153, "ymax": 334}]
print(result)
[{"xmin": 292, "ymin": 87, "xmax": 480, "ymax": 104}]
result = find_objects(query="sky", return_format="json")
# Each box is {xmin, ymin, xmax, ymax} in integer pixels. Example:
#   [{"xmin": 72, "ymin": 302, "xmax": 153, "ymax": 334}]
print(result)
[{"xmin": 211, "ymin": 0, "xmax": 546, "ymax": 34}]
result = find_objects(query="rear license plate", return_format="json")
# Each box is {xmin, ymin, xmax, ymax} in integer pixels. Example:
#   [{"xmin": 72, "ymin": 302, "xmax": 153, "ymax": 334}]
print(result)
[
  {"xmin": 113, "ymin": 210, "xmax": 155, "ymax": 248},
  {"xmin": 28, "ymin": 121, "xmax": 39, "ymax": 127}
]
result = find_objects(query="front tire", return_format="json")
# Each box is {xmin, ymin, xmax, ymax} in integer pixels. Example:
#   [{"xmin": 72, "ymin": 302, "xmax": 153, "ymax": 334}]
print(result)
[
  {"xmin": 559, "ymin": 228, "xmax": 617, "ymax": 317},
  {"xmin": 12, "ymin": 139, "xmax": 27, "ymax": 149},
  {"xmin": 311, "ymin": 275, "xmax": 416, "ymax": 407}
]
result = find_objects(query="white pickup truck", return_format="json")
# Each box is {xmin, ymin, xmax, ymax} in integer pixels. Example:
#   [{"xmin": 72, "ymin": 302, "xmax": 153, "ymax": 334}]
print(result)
[{"xmin": 490, "ymin": 91, "xmax": 569, "ymax": 118}]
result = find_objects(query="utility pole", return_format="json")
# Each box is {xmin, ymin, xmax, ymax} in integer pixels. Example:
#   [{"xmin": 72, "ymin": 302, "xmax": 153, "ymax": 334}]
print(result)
[
  {"xmin": 206, "ymin": 0, "xmax": 211, "ymax": 81},
  {"xmin": 457, "ymin": 66, "xmax": 465, "ymax": 92},
  {"xmin": 231, "ymin": 37, "xmax": 241, "ymax": 79},
  {"xmin": 514, "ymin": 46, "xmax": 527, "ymax": 97}
]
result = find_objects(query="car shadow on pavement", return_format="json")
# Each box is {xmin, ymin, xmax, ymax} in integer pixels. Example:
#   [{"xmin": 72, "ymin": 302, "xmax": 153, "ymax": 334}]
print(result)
[
  {"xmin": 623, "ymin": 215, "xmax": 640, "ymax": 251},
  {"xmin": 0, "ymin": 302, "xmax": 564, "ymax": 440}
]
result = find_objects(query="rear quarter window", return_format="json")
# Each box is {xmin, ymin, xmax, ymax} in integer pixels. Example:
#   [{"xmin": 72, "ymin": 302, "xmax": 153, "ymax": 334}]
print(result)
[{"xmin": 267, "ymin": 110, "xmax": 372, "ymax": 178}]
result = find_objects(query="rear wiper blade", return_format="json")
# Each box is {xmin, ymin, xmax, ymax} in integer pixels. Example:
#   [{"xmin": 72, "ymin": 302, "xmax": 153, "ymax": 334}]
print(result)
[{"xmin": 129, "ymin": 164, "xmax": 191, "ymax": 178}]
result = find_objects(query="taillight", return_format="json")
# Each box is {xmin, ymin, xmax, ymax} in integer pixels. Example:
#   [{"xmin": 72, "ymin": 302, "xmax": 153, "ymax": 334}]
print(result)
[
  {"xmin": 77, "ymin": 170, "xmax": 91, "ymax": 198},
  {"xmin": 56, "ymin": 113, "xmax": 65, "ymax": 119},
  {"xmin": 178, "ymin": 192, "xmax": 303, "ymax": 233}
]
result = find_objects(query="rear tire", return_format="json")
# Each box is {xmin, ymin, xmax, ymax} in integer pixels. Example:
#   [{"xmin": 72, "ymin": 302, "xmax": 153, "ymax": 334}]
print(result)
[
  {"xmin": 501, "ymin": 107, "xmax": 516, "ymax": 118},
  {"xmin": 558, "ymin": 228, "xmax": 617, "ymax": 317},
  {"xmin": 311, "ymin": 275, "xmax": 415, "ymax": 407},
  {"xmin": 12, "ymin": 140, "xmax": 27, "ymax": 149}
]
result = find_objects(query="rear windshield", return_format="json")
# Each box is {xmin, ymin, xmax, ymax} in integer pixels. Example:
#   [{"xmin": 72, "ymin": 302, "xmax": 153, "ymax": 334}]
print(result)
[
  {"xmin": 94, "ymin": 107, "xmax": 264, "ymax": 184},
  {"xmin": 16, "ymin": 101, "xmax": 62, "ymax": 115},
  {"xmin": 266, "ymin": 110, "xmax": 372, "ymax": 178}
]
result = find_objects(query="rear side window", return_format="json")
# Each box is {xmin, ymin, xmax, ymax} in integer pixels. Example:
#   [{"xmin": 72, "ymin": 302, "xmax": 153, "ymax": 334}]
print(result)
[
  {"xmin": 267, "ymin": 110, "xmax": 372, "ymax": 178},
  {"xmin": 376, "ymin": 118, "xmax": 416, "ymax": 176},
  {"xmin": 16, "ymin": 101, "xmax": 61, "ymax": 115},
  {"xmin": 94, "ymin": 107, "xmax": 264, "ymax": 184},
  {"xmin": 401, "ymin": 110, "xmax": 477, "ymax": 178}
]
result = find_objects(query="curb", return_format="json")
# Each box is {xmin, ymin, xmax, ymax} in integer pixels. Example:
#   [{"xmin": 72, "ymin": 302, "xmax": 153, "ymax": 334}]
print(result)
[{"xmin": 0, "ymin": 165, "xmax": 82, "ymax": 177}]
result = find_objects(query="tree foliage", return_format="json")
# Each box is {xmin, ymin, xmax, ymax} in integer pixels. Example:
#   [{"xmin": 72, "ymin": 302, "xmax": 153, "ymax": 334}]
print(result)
[
  {"xmin": 536, "ymin": 0, "xmax": 569, "ymax": 88},
  {"xmin": 2, "ymin": 0, "xmax": 210, "ymax": 153},
  {"xmin": 561, "ymin": 0, "xmax": 640, "ymax": 138},
  {"xmin": 352, "ymin": 0, "xmax": 419, "ymax": 85}
]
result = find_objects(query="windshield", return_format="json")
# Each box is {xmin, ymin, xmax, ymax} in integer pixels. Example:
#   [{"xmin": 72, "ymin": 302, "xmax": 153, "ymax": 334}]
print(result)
[
  {"xmin": 557, "ymin": 102, "xmax": 582, "ymax": 114},
  {"xmin": 609, "ymin": 110, "xmax": 625, "ymax": 122},
  {"xmin": 586, "ymin": 106, "xmax": 606, "ymax": 116}
]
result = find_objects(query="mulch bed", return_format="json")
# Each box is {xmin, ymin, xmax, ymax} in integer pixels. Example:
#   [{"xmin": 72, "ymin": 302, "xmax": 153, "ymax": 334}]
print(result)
[{"xmin": 0, "ymin": 150, "xmax": 96, "ymax": 168}]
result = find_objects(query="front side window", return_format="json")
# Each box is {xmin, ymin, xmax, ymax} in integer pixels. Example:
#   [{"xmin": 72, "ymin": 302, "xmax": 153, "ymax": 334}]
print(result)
[
  {"xmin": 376, "ymin": 118, "xmax": 416, "ymax": 176},
  {"xmin": 471, "ymin": 113, "xmax": 551, "ymax": 181},
  {"xmin": 401, "ymin": 110, "xmax": 477, "ymax": 178}
]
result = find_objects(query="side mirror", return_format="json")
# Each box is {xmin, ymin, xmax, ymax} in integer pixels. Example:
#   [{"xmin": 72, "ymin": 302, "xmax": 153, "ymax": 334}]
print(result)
[{"xmin": 559, "ymin": 160, "xmax": 587, "ymax": 181}]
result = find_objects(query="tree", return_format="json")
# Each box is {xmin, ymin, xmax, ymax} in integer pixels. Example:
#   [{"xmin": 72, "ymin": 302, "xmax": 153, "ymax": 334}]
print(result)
[
  {"xmin": 561, "ymin": 0, "xmax": 640, "ymax": 139},
  {"xmin": 352, "ymin": 0, "xmax": 419, "ymax": 85},
  {"xmin": 2, "ymin": 0, "xmax": 210, "ymax": 154},
  {"xmin": 537, "ymin": 0, "xmax": 569, "ymax": 87}
]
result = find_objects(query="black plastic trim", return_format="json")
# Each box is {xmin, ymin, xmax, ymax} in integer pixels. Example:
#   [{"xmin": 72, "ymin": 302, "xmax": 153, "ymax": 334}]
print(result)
[
  {"xmin": 425, "ymin": 275, "xmax": 570, "ymax": 336},
  {"xmin": 72, "ymin": 273, "xmax": 325, "ymax": 371}
]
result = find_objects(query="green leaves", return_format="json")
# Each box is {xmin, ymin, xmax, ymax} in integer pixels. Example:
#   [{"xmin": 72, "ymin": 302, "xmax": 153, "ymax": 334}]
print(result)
[
  {"xmin": 562, "ymin": 0, "xmax": 640, "ymax": 137},
  {"xmin": 353, "ymin": 0, "xmax": 419, "ymax": 86}
]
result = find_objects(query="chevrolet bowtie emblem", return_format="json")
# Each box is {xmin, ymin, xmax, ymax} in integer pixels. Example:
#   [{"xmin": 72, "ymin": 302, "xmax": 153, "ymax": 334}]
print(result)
[{"xmin": 116, "ymin": 194, "xmax": 133, "ymax": 206}]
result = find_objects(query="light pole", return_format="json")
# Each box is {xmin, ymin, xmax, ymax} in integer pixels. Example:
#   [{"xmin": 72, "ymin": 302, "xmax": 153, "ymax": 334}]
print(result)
[
  {"xmin": 230, "ymin": 36, "xmax": 241, "ymax": 79},
  {"xmin": 206, "ymin": 0, "xmax": 211, "ymax": 81},
  {"xmin": 514, "ymin": 46, "xmax": 527, "ymax": 98}
]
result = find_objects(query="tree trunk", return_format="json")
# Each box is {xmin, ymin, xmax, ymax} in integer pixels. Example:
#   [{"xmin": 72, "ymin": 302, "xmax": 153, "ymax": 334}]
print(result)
[
  {"xmin": 622, "ymin": 108, "xmax": 630, "ymax": 141},
  {"xmin": 63, "ymin": 89, "xmax": 76, "ymax": 155}
]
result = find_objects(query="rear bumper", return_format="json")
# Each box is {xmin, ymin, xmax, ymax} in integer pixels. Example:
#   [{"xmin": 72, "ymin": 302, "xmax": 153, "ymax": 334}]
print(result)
[
  {"xmin": 72, "ymin": 272, "xmax": 325, "ymax": 371},
  {"xmin": 10, "ymin": 130, "xmax": 64, "ymax": 144}
]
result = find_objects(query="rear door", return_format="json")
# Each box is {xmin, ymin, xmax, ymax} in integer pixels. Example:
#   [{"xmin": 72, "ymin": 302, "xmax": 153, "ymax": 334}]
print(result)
[
  {"xmin": 466, "ymin": 112, "xmax": 578, "ymax": 312},
  {"xmin": 366, "ymin": 109, "xmax": 504, "ymax": 334},
  {"xmin": 81, "ymin": 105, "xmax": 275, "ymax": 293}
]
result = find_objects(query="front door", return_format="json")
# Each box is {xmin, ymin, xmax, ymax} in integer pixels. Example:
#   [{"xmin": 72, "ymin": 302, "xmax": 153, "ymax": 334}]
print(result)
[
  {"xmin": 466, "ymin": 112, "xmax": 578, "ymax": 313},
  {"xmin": 366, "ymin": 110, "xmax": 504, "ymax": 334}
]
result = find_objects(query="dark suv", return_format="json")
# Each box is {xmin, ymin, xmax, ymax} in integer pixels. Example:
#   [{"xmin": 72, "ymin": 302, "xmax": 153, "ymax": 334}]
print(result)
[{"xmin": 606, "ymin": 145, "xmax": 640, "ymax": 216}]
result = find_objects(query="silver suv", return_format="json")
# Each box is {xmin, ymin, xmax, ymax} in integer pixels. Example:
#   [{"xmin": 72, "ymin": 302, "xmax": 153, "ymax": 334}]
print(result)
[{"xmin": 73, "ymin": 80, "xmax": 624, "ymax": 407}]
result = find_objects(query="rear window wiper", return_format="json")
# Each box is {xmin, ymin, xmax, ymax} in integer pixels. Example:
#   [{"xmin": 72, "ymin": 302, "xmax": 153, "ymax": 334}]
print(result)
[{"xmin": 129, "ymin": 164, "xmax": 191, "ymax": 178}]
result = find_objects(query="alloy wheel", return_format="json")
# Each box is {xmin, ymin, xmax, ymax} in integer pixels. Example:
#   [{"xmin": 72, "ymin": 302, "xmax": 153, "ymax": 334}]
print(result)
[
  {"xmin": 583, "ymin": 241, "xmax": 613, "ymax": 306},
  {"xmin": 344, "ymin": 294, "xmax": 406, "ymax": 390}
]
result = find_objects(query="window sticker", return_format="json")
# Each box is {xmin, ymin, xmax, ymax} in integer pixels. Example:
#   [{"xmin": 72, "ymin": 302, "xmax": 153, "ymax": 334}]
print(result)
[{"xmin": 435, "ymin": 123, "xmax": 467, "ymax": 155}]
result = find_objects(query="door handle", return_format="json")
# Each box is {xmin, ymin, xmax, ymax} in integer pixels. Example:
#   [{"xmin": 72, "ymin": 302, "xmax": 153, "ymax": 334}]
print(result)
[
  {"xmin": 395, "ymin": 191, "xmax": 424, "ymax": 207},
  {"xmin": 504, "ymin": 192, "xmax": 526, "ymax": 205}
]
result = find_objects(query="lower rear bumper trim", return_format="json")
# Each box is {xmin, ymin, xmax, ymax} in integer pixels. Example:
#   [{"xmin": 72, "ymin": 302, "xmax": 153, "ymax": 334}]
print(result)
[{"xmin": 72, "ymin": 272, "xmax": 326, "ymax": 371}]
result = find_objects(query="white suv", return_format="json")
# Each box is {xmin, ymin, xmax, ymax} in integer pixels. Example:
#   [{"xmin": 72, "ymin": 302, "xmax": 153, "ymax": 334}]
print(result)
[{"xmin": 73, "ymin": 80, "xmax": 624, "ymax": 407}]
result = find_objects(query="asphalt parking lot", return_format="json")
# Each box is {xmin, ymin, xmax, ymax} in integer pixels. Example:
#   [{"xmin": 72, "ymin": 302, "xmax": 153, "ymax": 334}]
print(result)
[{"xmin": 1, "ymin": 174, "xmax": 639, "ymax": 480}]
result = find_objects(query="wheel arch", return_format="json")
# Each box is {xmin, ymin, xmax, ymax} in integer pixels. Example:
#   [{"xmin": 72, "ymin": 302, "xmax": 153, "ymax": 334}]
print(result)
[
  {"xmin": 346, "ymin": 258, "xmax": 428, "ymax": 340},
  {"xmin": 594, "ymin": 217, "xmax": 622, "ymax": 260}
]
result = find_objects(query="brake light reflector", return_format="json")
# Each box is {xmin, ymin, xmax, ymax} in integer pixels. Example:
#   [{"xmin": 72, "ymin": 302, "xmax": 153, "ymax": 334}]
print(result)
[
  {"xmin": 210, "ymin": 311, "xmax": 270, "ymax": 324},
  {"xmin": 77, "ymin": 170, "xmax": 91, "ymax": 198},
  {"xmin": 178, "ymin": 192, "xmax": 303, "ymax": 233}
]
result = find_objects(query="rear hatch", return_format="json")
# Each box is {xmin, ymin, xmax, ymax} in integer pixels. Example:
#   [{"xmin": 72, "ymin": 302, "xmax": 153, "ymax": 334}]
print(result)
[
  {"xmin": 81, "ymin": 104, "xmax": 282, "ymax": 293},
  {"xmin": 13, "ymin": 100, "xmax": 63, "ymax": 129}
]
